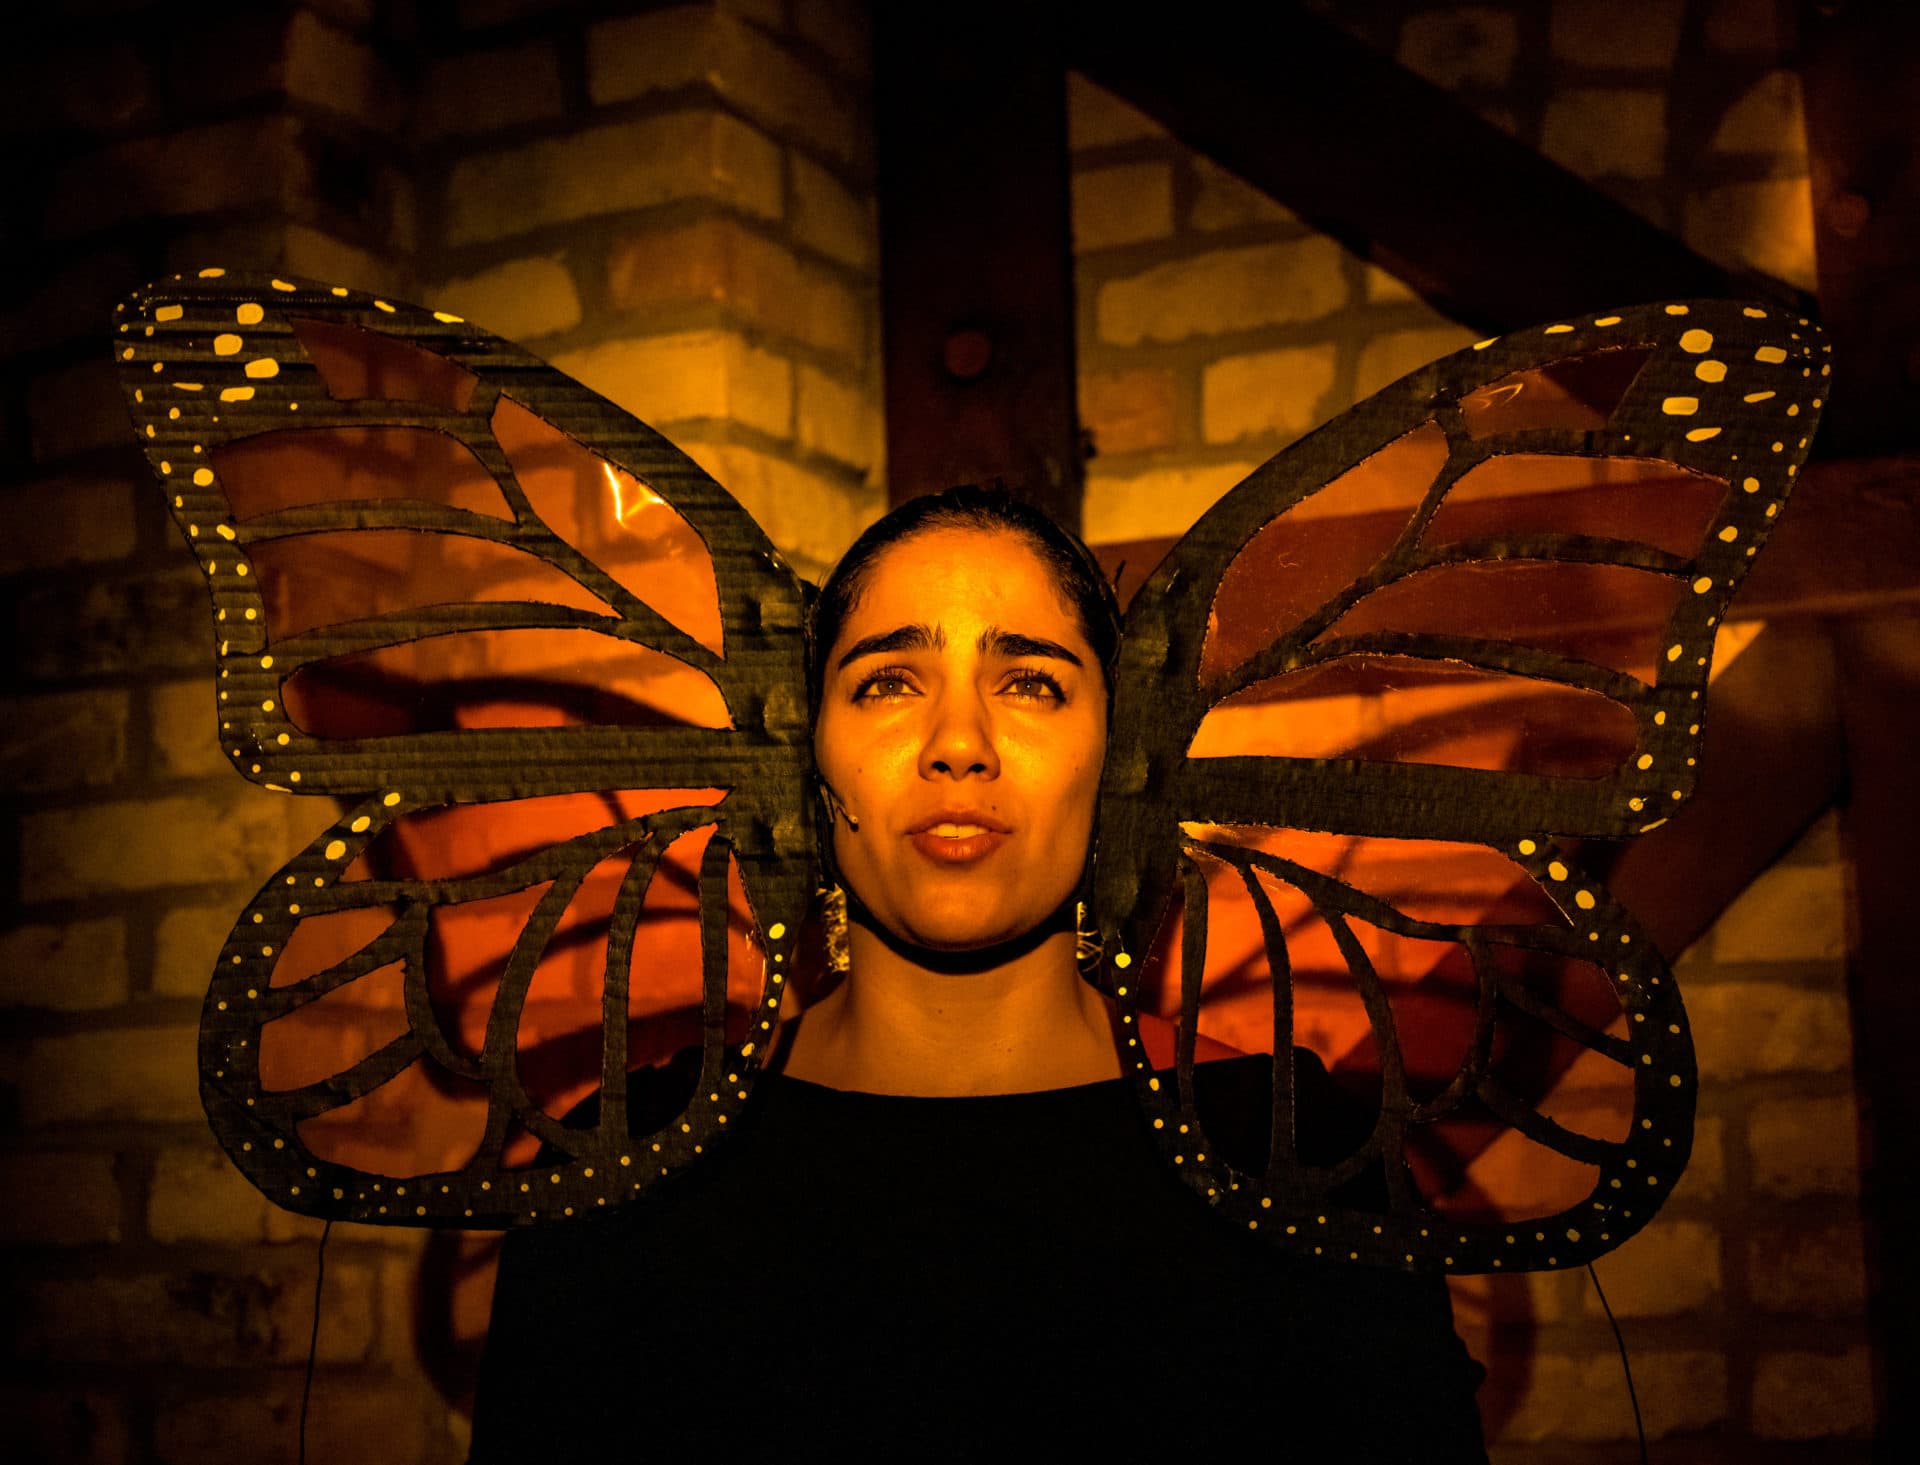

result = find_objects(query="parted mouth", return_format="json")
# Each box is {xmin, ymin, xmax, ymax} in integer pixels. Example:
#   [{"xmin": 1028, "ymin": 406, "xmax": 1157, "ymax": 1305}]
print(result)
[{"xmin": 906, "ymin": 810, "xmax": 1011, "ymax": 836}]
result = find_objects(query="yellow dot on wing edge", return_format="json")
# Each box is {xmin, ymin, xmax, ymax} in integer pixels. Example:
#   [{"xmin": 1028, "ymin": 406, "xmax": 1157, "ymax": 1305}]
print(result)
[
  {"xmin": 1593, "ymin": 316, "xmax": 1621, "ymax": 326},
  {"xmin": 237, "ymin": 303, "xmax": 265, "ymax": 324}
]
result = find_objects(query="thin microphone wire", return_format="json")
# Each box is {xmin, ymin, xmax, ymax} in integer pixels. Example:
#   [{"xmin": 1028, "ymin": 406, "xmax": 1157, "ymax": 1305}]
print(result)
[
  {"xmin": 1587, "ymin": 1261, "xmax": 1647, "ymax": 1464},
  {"xmin": 300, "ymin": 1219, "xmax": 334, "ymax": 1465}
]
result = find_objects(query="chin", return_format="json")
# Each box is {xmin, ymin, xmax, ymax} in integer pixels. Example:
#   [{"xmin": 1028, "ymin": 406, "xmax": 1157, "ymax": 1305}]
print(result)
[
  {"xmin": 893, "ymin": 889, "xmax": 1075, "ymax": 958},
  {"xmin": 894, "ymin": 909, "xmax": 1027, "ymax": 954}
]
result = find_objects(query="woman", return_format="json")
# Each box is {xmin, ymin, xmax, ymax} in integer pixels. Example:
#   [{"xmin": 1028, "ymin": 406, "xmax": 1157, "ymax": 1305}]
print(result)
[{"xmin": 471, "ymin": 487, "xmax": 1488, "ymax": 1461}]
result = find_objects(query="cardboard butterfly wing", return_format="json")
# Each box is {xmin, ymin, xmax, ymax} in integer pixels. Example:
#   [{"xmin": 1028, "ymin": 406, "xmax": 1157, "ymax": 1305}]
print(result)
[
  {"xmin": 113, "ymin": 270, "xmax": 816, "ymax": 1227},
  {"xmin": 1094, "ymin": 301, "xmax": 1827, "ymax": 1273}
]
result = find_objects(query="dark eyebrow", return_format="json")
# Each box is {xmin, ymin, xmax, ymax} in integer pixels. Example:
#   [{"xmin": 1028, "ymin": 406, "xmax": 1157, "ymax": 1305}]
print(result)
[
  {"xmin": 980, "ymin": 627, "xmax": 1084, "ymax": 668},
  {"xmin": 834, "ymin": 622, "xmax": 1085, "ymax": 672},
  {"xmin": 835, "ymin": 622, "xmax": 943, "ymax": 670}
]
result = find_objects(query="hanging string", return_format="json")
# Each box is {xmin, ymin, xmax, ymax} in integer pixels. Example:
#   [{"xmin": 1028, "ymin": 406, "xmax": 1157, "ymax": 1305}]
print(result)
[
  {"xmin": 1587, "ymin": 1261, "xmax": 1647, "ymax": 1464},
  {"xmin": 300, "ymin": 1219, "xmax": 334, "ymax": 1465}
]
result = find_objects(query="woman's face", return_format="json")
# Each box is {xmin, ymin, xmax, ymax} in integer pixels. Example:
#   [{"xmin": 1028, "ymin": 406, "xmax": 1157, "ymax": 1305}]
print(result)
[{"xmin": 813, "ymin": 527, "xmax": 1108, "ymax": 953}]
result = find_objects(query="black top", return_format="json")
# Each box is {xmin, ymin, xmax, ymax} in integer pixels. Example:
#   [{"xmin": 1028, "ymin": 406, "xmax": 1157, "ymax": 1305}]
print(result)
[{"xmin": 471, "ymin": 1056, "xmax": 1487, "ymax": 1462}]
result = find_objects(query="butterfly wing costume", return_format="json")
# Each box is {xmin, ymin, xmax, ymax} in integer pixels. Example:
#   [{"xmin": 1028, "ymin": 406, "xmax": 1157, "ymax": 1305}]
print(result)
[{"xmin": 113, "ymin": 272, "xmax": 1827, "ymax": 1271}]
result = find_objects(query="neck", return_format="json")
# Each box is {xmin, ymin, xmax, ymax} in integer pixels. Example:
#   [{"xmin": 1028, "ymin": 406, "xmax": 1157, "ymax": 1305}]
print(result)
[{"xmin": 780, "ymin": 916, "xmax": 1122, "ymax": 1096}]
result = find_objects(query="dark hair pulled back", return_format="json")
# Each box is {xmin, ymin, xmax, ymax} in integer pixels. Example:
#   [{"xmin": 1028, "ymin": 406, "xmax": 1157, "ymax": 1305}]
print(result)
[{"xmin": 805, "ymin": 485, "xmax": 1123, "ymax": 716}]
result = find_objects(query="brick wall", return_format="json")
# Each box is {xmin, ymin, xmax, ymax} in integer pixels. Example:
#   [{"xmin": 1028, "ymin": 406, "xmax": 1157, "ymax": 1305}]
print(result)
[
  {"xmin": 2, "ymin": 1, "xmax": 1871, "ymax": 1460},
  {"xmin": 414, "ymin": 0, "xmax": 883, "ymax": 580}
]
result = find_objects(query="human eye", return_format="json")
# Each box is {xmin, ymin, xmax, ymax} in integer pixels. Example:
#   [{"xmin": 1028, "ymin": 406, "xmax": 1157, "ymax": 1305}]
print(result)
[
  {"xmin": 850, "ymin": 666, "xmax": 919, "ymax": 702},
  {"xmin": 1001, "ymin": 667, "xmax": 1066, "ymax": 703}
]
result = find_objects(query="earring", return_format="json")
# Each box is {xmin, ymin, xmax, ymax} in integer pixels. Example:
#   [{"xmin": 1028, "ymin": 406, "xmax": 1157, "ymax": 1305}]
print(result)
[
  {"xmin": 1074, "ymin": 901, "xmax": 1104, "ymax": 970},
  {"xmin": 820, "ymin": 884, "xmax": 851, "ymax": 974},
  {"xmin": 816, "ymin": 779, "xmax": 859, "ymax": 831}
]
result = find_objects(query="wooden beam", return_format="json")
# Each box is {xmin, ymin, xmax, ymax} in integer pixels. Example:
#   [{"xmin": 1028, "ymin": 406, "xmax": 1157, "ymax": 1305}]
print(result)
[
  {"xmin": 1740, "ymin": 456, "xmax": 1920, "ymax": 618},
  {"xmin": 873, "ymin": 5, "xmax": 1083, "ymax": 530},
  {"xmin": 1803, "ymin": 6, "xmax": 1920, "ymax": 457},
  {"xmin": 1604, "ymin": 623, "xmax": 1844, "ymax": 960},
  {"xmin": 1066, "ymin": 4, "xmax": 1790, "ymax": 335},
  {"xmin": 1834, "ymin": 614, "xmax": 1920, "ymax": 1453}
]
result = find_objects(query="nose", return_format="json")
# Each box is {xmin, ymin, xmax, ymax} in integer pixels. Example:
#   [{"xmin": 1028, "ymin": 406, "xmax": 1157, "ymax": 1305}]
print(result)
[{"xmin": 919, "ymin": 683, "xmax": 1000, "ymax": 781}]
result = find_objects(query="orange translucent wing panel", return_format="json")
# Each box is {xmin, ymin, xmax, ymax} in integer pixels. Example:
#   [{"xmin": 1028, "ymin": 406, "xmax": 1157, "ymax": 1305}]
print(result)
[
  {"xmin": 1319, "ymin": 562, "xmax": 1683, "ymax": 677},
  {"xmin": 1137, "ymin": 827, "xmax": 1632, "ymax": 1223},
  {"xmin": 280, "ymin": 796, "xmax": 759, "ymax": 1180},
  {"xmin": 250, "ymin": 530, "xmax": 611, "ymax": 640},
  {"xmin": 1200, "ymin": 429, "xmax": 1729, "ymax": 696},
  {"xmin": 259, "ymin": 961, "xmax": 410, "ymax": 1093},
  {"xmin": 281, "ymin": 629, "xmax": 732, "ymax": 737},
  {"xmin": 496, "ymin": 398, "xmax": 724, "ymax": 656},
  {"xmin": 346, "ymin": 789, "xmax": 726, "ymax": 884},
  {"xmin": 1426, "ymin": 456, "xmax": 1727, "ymax": 555},
  {"xmin": 1200, "ymin": 426, "xmax": 1445, "ymax": 684},
  {"xmin": 1429, "ymin": 1035, "xmax": 1631, "ymax": 1224},
  {"xmin": 214, "ymin": 426, "xmax": 510, "ymax": 521},
  {"xmin": 424, "ymin": 826, "xmax": 762, "ymax": 1166},
  {"xmin": 294, "ymin": 1058, "xmax": 493, "ymax": 1187},
  {"xmin": 1146, "ymin": 828, "xmax": 1560, "ymax": 1065},
  {"xmin": 1190, "ymin": 660, "xmax": 1639, "ymax": 779},
  {"xmin": 270, "ymin": 903, "xmax": 403, "ymax": 990},
  {"xmin": 291, "ymin": 316, "xmax": 479, "ymax": 410},
  {"xmin": 1455, "ymin": 349, "xmax": 1651, "ymax": 439}
]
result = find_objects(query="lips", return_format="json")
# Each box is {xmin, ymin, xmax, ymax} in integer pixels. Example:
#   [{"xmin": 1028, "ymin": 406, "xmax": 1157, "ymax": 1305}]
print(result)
[
  {"xmin": 906, "ymin": 810, "xmax": 1009, "ymax": 835},
  {"xmin": 906, "ymin": 810, "xmax": 1010, "ymax": 865}
]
